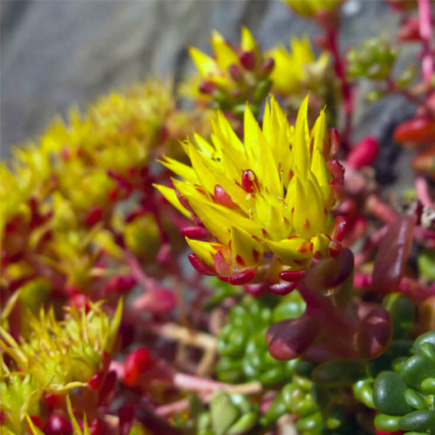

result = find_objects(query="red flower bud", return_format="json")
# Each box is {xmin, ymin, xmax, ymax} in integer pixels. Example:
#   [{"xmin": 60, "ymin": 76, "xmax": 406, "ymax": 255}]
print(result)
[
  {"xmin": 279, "ymin": 270, "xmax": 306, "ymax": 282},
  {"xmin": 43, "ymin": 414, "xmax": 73, "ymax": 435},
  {"xmin": 228, "ymin": 63, "xmax": 242, "ymax": 81},
  {"xmin": 199, "ymin": 80, "xmax": 218, "ymax": 94},
  {"xmin": 188, "ymin": 253, "xmax": 216, "ymax": 276},
  {"xmin": 398, "ymin": 18, "xmax": 421, "ymax": 41},
  {"xmin": 85, "ymin": 207, "xmax": 104, "ymax": 227},
  {"xmin": 179, "ymin": 226, "xmax": 210, "ymax": 240},
  {"xmin": 239, "ymin": 51, "xmax": 256, "ymax": 70},
  {"xmin": 346, "ymin": 136, "xmax": 379, "ymax": 169},
  {"xmin": 228, "ymin": 268, "xmax": 256, "ymax": 285},
  {"xmin": 88, "ymin": 371, "xmax": 105, "ymax": 391},
  {"xmin": 394, "ymin": 117, "xmax": 435, "ymax": 145},
  {"xmin": 242, "ymin": 169, "xmax": 259, "ymax": 194},
  {"xmin": 214, "ymin": 184, "xmax": 238, "ymax": 209},
  {"xmin": 124, "ymin": 348, "xmax": 153, "ymax": 387},
  {"xmin": 267, "ymin": 281, "xmax": 298, "ymax": 295}
]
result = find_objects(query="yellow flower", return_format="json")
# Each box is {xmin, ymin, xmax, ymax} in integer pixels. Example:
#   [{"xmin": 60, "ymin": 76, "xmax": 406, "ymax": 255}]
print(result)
[
  {"xmin": 0, "ymin": 300, "xmax": 122, "ymax": 391},
  {"xmin": 179, "ymin": 28, "xmax": 274, "ymax": 112},
  {"xmin": 281, "ymin": 0, "xmax": 345, "ymax": 18},
  {"xmin": 0, "ymin": 356, "xmax": 41, "ymax": 435},
  {"xmin": 156, "ymin": 96, "xmax": 343, "ymax": 285},
  {"xmin": 267, "ymin": 37, "xmax": 330, "ymax": 96}
]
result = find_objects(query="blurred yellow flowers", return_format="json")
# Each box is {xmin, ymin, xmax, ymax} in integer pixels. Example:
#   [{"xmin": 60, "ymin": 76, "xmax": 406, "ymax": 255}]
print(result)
[
  {"xmin": 156, "ymin": 96, "xmax": 343, "ymax": 285},
  {"xmin": 267, "ymin": 37, "xmax": 330, "ymax": 97},
  {"xmin": 281, "ymin": 0, "xmax": 345, "ymax": 18}
]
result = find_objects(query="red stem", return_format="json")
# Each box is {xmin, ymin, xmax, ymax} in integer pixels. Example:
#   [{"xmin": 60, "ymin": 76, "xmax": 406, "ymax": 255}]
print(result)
[{"xmin": 418, "ymin": 0, "xmax": 434, "ymax": 85}]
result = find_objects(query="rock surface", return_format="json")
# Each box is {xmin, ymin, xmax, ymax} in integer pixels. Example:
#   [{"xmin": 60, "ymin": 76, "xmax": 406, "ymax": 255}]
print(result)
[{"xmin": 1, "ymin": 0, "xmax": 417, "ymax": 176}]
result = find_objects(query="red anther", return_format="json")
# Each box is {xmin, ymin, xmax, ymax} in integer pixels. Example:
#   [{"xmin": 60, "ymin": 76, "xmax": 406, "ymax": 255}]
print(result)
[
  {"xmin": 98, "ymin": 370, "xmax": 117, "ymax": 405},
  {"xmin": 188, "ymin": 253, "xmax": 216, "ymax": 276},
  {"xmin": 261, "ymin": 57, "xmax": 275, "ymax": 75},
  {"xmin": 398, "ymin": 18, "xmax": 421, "ymax": 41},
  {"xmin": 267, "ymin": 281, "xmax": 298, "ymax": 295},
  {"xmin": 106, "ymin": 275, "xmax": 136, "ymax": 295},
  {"xmin": 328, "ymin": 240, "xmax": 342, "ymax": 258},
  {"xmin": 214, "ymin": 184, "xmax": 238, "ymax": 209},
  {"xmin": 179, "ymin": 226, "xmax": 210, "ymax": 240},
  {"xmin": 88, "ymin": 371, "xmax": 105, "ymax": 390},
  {"xmin": 239, "ymin": 51, "xmax": 256, "ymax": 70},
  {"xmin": 228, "ymin": 268, "xmax": 256, "ymax": 285},
  {"xmin": 279, "ymin": 270, "xmax": 306, "ymax": 282},
  {"xmin": 43, "ymin": 414, "xmax": 73, "ymax": 435},
  {"xmin": 124, "ymin": 348, "xmax": 153, "ymax": 387},
  {"xmin": 159, "ymin": 125, "xmax": 169, "ymax": 142},
  {"xmin": 327, "ymin": 160, "xmax": 345, "ymax": 183},
  {"xmin": 244, "ymin": 283, "xmax": 265, "ymax": 296},
  {"xmin": 333, "ymin": 216, "xmax": 348, "ymax": 243},
  {"xmin": 44, "ymin": 394, "xmax": 66, "ymax": 410},
  {"xmin": 85, "ymin": 207, "xmax": 104, "ymax": 227},
  {"xmin": 199, "ymin": 80, "xmax": 218, "ymax": 94},
  {"xmin": 394, "ymin": 117, "xmax": 435, "ymax": 145},
  {"xmin": 0, "ymin": 410, "xmax": 7, "ymax": 425},
  {"xmin": 213, "ymin": 250, "xmax": 232, "ymax": 277},
  {"xmin": 347, "ymin": 136, "xmax": 379, "ymax": 169},
  {"xmin": 329, "ymin": 128, "xmax": 341, "ymax": 157},
  {"xmin": 228, "ymin": 64, "xmax": 242, "ymax": 81},
  {"xmin": 242, "ymin": 170, "xmax": 258, "ymax": 194}
]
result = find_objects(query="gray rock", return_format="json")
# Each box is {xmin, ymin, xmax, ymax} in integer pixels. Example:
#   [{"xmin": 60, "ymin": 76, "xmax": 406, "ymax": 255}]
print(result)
[{"xmin": 0, "ymin": 0, "xmax": 417, "ymax": 165}]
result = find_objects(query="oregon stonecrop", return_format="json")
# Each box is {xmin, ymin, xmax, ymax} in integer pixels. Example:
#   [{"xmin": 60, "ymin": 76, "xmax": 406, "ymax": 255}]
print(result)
[{"xmin": 156, "ymin": 96, "xmax": 343, "ymax": 286}]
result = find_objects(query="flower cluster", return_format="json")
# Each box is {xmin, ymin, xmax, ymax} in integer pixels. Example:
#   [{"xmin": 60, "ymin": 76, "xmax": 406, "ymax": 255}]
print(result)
[{"xmin": 157, "ymin": 95, "xmax": 343, "ymax": 289}]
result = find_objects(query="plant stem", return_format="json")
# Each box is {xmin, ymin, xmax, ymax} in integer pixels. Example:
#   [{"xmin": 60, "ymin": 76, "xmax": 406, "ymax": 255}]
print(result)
[
  {"xmin": 155, "ymin": 380, "xmax": 263, "ymax": 417},
  {"xmin": 125, "ymin": 250, "xmax": 156, "ymax": 292},
  {"xmin": 138, "ymin": 320, "xmax": 217, "ymax": 350},
  {"xmin": 418, "ymin": 0, "xmax": 434, "ymax": 86}
]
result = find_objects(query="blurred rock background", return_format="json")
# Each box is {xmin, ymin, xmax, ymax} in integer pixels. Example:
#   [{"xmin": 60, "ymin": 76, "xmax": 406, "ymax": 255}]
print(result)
[{"xmin": 1, "ymin": 0, "xmax": 417, "ymax": 186}]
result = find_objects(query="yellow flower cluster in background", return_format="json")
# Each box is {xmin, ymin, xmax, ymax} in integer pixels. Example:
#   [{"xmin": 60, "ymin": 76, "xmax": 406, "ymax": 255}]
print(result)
[
  {"xmin": 267, "ymin": 37, "xmax": 330, "ymax": 97},
  {"xmin": 281, "ymin": 0, "xmax": 345, "ymax": 18},
  {"xmin": 156, "ymin": 95, "xmax": 343, "ymax": 283}
]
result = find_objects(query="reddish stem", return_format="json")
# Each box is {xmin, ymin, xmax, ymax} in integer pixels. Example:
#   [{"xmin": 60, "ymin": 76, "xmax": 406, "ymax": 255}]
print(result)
[
  {"xmin": 418, "ymin": 0, "xmax": 434, "ymax": 85},
  {"xmin": 125, "ymin": 250, "xmax": 156, "ymax": 292},
  {"xmin": 326, "ymin": 28, "xmax": 353, "ymax": 153},
  {"xmin": 415, "ymin": 176, "xmax": 434, "ymax": 207}
]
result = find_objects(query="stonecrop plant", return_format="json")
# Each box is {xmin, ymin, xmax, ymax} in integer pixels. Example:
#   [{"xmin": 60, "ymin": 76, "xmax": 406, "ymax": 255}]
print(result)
[{"xmin": 1, "ymin": 0, "xmax": 435, "ymax": 434}]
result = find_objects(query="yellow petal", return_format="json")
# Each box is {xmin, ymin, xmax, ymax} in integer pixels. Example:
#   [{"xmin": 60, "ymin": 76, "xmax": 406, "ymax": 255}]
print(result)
[
  {"xmin": 230, "ymin": 226, "xmax": 263, "ymax": 267},
  {"xmin": 292, "ymin": 94, "xmax": 310, "ymax": 177},
  {"xmin": 241, "ymin": 26, "xmax": 257, "ymax": 52},
  {"xmin": 186, "ymin": 237, "xmax": 219, "ymax": 266},
  {"xmin": 268, "ymin": 236, "xmax": 312, "ymax": 265},
  {"xmin": 153, "ymin": 184, "xmax": 192, "ymax": 219}
]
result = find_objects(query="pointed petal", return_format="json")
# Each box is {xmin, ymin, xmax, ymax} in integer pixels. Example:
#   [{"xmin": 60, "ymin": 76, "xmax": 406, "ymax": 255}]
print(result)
[{"xmin": 230, "ymin": 226, "xmax": 263, "ymax": 266}]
